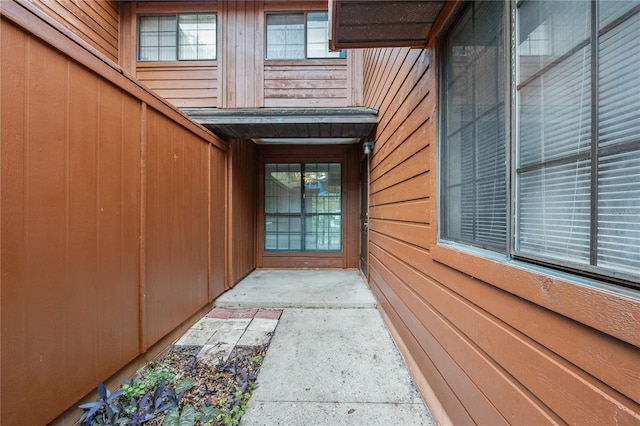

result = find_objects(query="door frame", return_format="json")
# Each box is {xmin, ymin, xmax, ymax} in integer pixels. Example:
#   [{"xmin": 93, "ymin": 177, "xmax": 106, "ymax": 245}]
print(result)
[{"xmin": 256, "ymin": 144, "xmax": 360, "ymax": 269}]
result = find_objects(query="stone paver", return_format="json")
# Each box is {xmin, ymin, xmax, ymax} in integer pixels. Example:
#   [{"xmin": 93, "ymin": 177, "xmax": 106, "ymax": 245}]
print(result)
[{"xmin": 175, "ymin": 308, "xmax": 282, "ymax": 365}]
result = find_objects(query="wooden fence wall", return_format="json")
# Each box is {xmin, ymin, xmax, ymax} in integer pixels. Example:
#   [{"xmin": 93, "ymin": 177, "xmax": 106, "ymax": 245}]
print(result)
[
  {"xmin": 0, "ymin": 2, "xmax": 228, "ymax": 424},
  {"xmin": 229, "ymin": 139, "xmax": 258, "ymax": 284},
  {"xmin": 363, "ymin": 5, "xmax": 640, "ymax": 426}
]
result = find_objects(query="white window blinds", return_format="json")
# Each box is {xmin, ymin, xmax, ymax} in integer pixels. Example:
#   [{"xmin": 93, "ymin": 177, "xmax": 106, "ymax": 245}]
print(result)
[
  {"xmin": 440, "ymin": 0, "xmax": 507, "ymax": 252},
  {"xmin": 516, "ymin": 1, "xmax": 640, "ymax": 281}
]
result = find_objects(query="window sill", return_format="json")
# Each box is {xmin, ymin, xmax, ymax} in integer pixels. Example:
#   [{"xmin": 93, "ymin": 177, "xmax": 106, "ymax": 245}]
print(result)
[
  {"xmin": 264, "ymin": 59, "xmax": 347, "ymax": 66},
  {"xmin": 431, "ymin": 242, "xmax": 640, "ymax": 347},
  {"xmin": 136, "ymin": 60, "xmax": 217, "ymax": 67}
]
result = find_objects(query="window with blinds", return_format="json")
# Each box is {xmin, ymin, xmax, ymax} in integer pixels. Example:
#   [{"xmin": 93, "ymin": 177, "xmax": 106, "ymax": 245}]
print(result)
[
  {"xmin": 440, "ymin": 0, "xmax": 507, "ymax": 252},
  {"xmin": 515, "ymin": 0, "xmax": 640, "ymax": 283},
  {"xmin": 440, "ymin": 0, "xmax": 640, "ymax": 288}
]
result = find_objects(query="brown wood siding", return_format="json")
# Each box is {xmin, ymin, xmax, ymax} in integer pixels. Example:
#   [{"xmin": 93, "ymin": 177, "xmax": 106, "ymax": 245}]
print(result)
[
  {"xmin": 144, "ymin": 107, "xmax": 211, "ymax": 347},
  {"xmin": 363, "ymin": 3, "xmax": 640, "ymax": 425},
  {"xmin": 210, "ymin": 144, "xmax": 228, "ymax": 295},
  {"xmin": 1, "ymin": 2, "xmax": 228, "ymax": 423},
  {"xmin": 229, "ymin": 140, "xmax": 259, "ymax": 284},
  {"xmin": 264, "ymin": 60, "xmax": 349, "ymax": 108},
  {"xmin": 220, "ymin": 0, "xmax": 264, "ymax": 108},
  {"xmin": 257, "ymin": 144, "xmax": 359, "ymax": 269},
  {"xmin": 29, "ymin": 0, "xmax": 119, "ymax": 63},
  {"xmin": 122, "ymin": 0, "xmax": 362, "ymax": 108},
  {"xmin": 137, "ymin": 62, "xmax": 218, "ymax": 108}
]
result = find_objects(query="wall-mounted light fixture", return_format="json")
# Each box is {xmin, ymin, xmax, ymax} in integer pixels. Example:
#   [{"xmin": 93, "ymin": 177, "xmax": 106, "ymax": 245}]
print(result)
[{"xmin": 363, "ymin": 140, "xmax": 375, "ymax": 156}]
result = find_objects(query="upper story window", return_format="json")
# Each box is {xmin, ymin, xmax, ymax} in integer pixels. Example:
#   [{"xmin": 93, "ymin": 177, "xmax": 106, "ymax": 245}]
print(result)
[
  {"xmin": 440, "ymin": 0, "xmax": 640, "ymax": 289},
  {"xmin": 266, "ymin": 12, "xmax": 345, "ymax": 60},
  {"xmin": 138, "ymin": 13, "xmax": 217, "ymax": 61}
]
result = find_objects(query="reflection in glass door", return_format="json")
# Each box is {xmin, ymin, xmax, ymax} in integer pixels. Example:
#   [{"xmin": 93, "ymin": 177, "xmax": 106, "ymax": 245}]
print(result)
[{"xmin": 264, "ymin": 163, "xmax": 342, "ymax": 251}]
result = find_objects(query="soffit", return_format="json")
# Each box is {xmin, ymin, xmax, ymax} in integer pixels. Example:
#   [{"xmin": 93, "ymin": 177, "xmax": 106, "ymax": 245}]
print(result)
[
  {"xmin": 329, "ymin": 0, "xmax": 447, "ymax": 49},
  {"xmin": 184, "ymin": 107, "xmax": 378, "ymax": 141}
]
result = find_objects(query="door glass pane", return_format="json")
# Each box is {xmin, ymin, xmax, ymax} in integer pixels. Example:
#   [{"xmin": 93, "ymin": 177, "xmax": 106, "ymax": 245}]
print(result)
[
  {"xmin": 264, "ymin": 163, "xmax": 341, "ymax": 252},
  {"xmin": 304, "ymin": 163, "xmax": 342, "ymax": 251},
  {"xmin": 265, "ymin": 164, "xmax": 301, "ymax": 251}
]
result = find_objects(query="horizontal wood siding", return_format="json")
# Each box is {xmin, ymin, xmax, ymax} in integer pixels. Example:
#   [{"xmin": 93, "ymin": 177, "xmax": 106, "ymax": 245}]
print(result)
[
  {"xmin": 264, "ymin": 60, "xmax": 349, "ymax": 107},
  {"xmin": 30, "ymin": 0, "xmax": 119, "ymax": 63},
  {"xmin": 137, "ymin": 62, "xmax": 218, "ymax": 108},
  {"xmin": 1, "ymin": 3, "xmax": 228, "ymax": 424},
  {"xmin": 362, "ymin": 4, "xmax": 640, "ymax": 425}
]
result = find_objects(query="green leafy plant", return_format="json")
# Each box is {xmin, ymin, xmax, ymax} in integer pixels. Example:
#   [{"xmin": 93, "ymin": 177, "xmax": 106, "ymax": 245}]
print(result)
[
  {"xmin": 79, "ymin": 361, "xmax": 194, "ymax": 426},
  {"xmin": 164, "ymin": 404, "xmax": 197, "ymax": 426}
]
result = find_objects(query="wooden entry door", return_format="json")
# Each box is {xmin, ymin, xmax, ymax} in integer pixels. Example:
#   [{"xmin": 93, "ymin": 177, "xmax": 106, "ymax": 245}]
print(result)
[{"xmin": 360, "ymin": 157, "xmax": 369, "ymax": 276}]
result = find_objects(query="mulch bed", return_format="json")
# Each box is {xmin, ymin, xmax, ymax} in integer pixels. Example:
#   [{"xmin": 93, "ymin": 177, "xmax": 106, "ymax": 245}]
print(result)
[{"xmin": 153, "ymin": 343, "xmax": 270, "ymax": 425}]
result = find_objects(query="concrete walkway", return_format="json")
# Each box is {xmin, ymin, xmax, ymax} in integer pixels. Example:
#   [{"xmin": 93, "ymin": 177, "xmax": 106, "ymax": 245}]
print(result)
[{"xmin": 215, "ymin": 269, "xmax": 434, "ymax": 426}]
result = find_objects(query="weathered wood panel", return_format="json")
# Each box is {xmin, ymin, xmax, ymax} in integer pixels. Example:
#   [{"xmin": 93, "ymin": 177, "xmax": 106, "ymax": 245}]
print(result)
[
  {"xmin": 137, "ymin": 62, "xmax": 218, "ymax": 108},
  {"xmin": 220, "ymin": 0, "xmax": 264, "ymax": 107},
  {"xmin": 29, "ymin": 0, "xmax": 119, "ymax": 63},
  {"xmin": 1, "ymin": 2, "xmax": 228, "ymax": 423},
  {"xmin": 363, "ymin": 2, "xmax": 640, "ymax": 425},
  {"xmin": 229, "ymin": 139, "xmax": 258, "ymax": 285},
  {"xmin": 264, "ymin": 60, "xmax": 349, "ymax": 107}
]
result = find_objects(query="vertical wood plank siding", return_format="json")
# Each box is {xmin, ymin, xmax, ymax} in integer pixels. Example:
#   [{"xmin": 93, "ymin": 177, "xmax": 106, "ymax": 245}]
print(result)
[
  {"xmin": 143, "ymin": 108, "xmax": 211, "ymax": 346},
  {"xmin": 229, "ymin": 140, "xmax": 259, "ymax": 284},
  {"xmin": 220, "ymin": 0, "xmax": 264, "ymax": 107},
  {"xmin": 29, "ymin": 0, "xmax": 119, "ymax": 63},
  {"xmin": 0, "ymin": 2, "xmax": 228, "ymax": 424},
  {"xmin": 363, "ymin": 8, "xmax": 640, "ymax": 426}
]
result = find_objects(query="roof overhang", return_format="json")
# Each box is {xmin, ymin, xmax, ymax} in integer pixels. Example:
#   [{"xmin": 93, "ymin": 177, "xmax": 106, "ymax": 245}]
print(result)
[
  {"xmin": 184, "ymin": 107, "xmax": 378, "ymax": 142},
  {"xmin": 329, "ymin": 0, "xmax": 448, "ymax": 49}
]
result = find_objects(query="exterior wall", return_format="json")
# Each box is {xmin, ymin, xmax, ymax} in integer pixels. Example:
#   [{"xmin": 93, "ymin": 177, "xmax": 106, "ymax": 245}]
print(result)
[
  {"xmin": 363, "ymin": 4, "xmax": 640, "ymax": 426},
  {"xmin": 263, "ymin": 60, "xmax": 349, "ymax": 107},
  {"xmin": 256, "ymin": 144, "xmax": 360, "ymax": 269},
  {"xmin": 29, "ymin": 0, "xmax": 120, "ymax": 63},
  {"xmin": 229, "ymin": 139, "xmax": 259, "ymax": 284},
  {"xmin": 128, "ymin": 1, "xmax": 219, "ymax": 108},
  {"xmin": 0, "ymin": 2, "xmax": 228, "ymax": 424},
  {"xmin": 136, "ymin": 62, "xmax": 219, "ymax": 108},
  {"xmin": 122, "ymin": 0, "xmax": 362, "ymax": 109}
]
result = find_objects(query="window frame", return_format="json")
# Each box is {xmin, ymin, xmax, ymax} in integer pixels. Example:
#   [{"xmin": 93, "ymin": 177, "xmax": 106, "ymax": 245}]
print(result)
[
  {"xmin": 438, "ymin": 0, "xmax": 640, "ymax": 290},
  {"xmin": 137, "ymin": 13, "xmax": 218, "ymax": 62},
  {"xmin": 264, "ymin": 162, "xmax": 343, "ymax": 253},
  {"xmin": 265, "ymin": 11, "xmax": 346, "ymax": 60}
]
